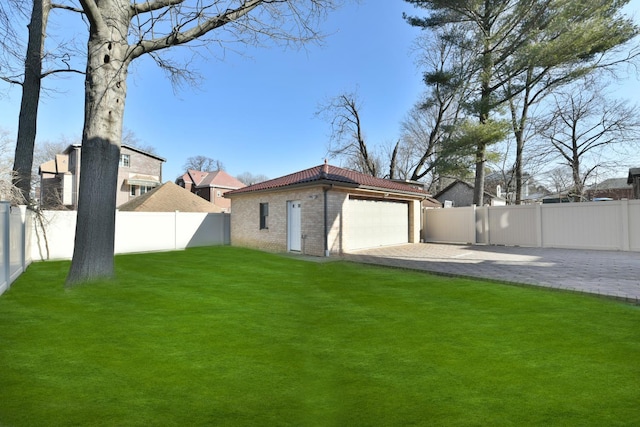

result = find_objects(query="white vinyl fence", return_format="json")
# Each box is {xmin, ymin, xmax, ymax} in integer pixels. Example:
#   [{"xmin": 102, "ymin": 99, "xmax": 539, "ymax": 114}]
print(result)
[
  {"xmin": 0, "ymin": 203, "xmax": 31, "ymax": 296},
  {"xmin": 423, "ymin": 200, "xmax": 640, "ymax": 252},
  {"xmin": 1, "ymin": 207, "xmax": 230, "ymax": 296}
]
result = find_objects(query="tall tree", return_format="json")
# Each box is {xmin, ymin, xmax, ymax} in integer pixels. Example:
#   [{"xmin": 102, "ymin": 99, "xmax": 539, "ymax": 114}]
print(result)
[
  {"xmin": 236, "ymin": 171, "xmax": 269, "ymax": 185},
  {"xmin": 539, "ymin": 83, "xmax": 640, "ymax": 200},
  {"xmin": 11, "ymin": 0, "xmax": 51, "ymax": 205},
  {"xmin": 318, "ymin": 90, "xmax": 382, "ymax": 177},
  {"xmin": 503, "ymin": 0, "xmax": 638, "ymax": 203},
  {"xmin": 0, "ymin": 128, "xmax": 24, "ymax": 203},
  {"xmin": 183, "ymin": 155, "xmax": 224, "ymax": 172},
  {"xmin": 67, "ymin": 0, "xmax": 338, "ymax": 285},
  {"xmin": 396, "ymin": 26, "xmax": 474, "ymax": 188},
  {"xmin": 3, "ymin": 0, "xmax": 84, "ymax": 205},
  {"xmin": 404, "ymin": 0, "xmax": 638, "ymax": 205}
]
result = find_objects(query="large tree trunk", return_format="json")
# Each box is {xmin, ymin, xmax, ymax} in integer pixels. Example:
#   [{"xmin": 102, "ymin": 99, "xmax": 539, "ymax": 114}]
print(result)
[
  {"xmin": 473, "ymin": 7, "xmax": 493, "ymax": 207},
  {"xmin": 473, "ymin": 143, "xmax": 486, "ymax": 205},
  {"xmin": 66, "ymin": 3, "xmax": 130, "ymax": 285},
  {"xmin": 12, "ymin": 0, "xmax": 51, "ymax": 205}
]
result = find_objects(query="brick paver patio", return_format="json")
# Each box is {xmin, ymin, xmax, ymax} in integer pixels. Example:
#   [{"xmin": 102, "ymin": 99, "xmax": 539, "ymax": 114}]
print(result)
[{"xmin": 342, "ymin": 243, "xmax": 640, "ymax": 302}]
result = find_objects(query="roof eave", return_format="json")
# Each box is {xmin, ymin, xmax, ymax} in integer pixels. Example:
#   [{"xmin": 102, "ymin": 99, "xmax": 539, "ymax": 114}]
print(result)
[{"xmin": 225, "ymin": 179, "xmax": 428, "ymax": 199}]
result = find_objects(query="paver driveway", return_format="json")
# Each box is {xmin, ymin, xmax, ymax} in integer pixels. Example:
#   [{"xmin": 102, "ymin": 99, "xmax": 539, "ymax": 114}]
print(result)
[{"xmin": 343, "ymin": 243, "xmax": 640, "ymax": 302}]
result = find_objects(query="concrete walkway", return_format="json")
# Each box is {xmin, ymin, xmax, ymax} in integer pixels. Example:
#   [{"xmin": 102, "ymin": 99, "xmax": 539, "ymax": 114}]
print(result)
[{"xmin": 342, "ymin": 243, "xmax": 640, "ymax": 302}]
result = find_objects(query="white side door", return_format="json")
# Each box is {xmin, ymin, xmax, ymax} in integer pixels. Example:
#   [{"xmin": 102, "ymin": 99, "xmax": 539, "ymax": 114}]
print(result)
[{"xmin": 287, "ymin": 200, "xmax": 302, "ymax": 251}]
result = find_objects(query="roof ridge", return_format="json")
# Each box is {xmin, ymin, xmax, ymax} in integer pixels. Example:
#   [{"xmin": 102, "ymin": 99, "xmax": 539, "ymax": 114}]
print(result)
[{"xmin": 225, "ymin": 163, "xmax": 429, "ymax": 197}]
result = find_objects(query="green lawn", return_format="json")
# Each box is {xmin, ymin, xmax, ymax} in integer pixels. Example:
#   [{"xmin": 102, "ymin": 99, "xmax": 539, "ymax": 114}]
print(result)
[{"xmin": 0, "ymin": 246, "xmax": 638, "ymax": 426}]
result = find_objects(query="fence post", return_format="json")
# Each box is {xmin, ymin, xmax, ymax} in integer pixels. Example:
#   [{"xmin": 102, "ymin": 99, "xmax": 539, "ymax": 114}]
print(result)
[
  {"xmin": 471, "ymin": 205, "xmax": 479, "ymax": 244},
  {"xmin": 620, "ymin": 200, "xmax": 630, "ymax": 251},
  {"xmin": 174, "ymin": 210, "xmax": 179, "ymax": 250},
  {"xmin": 18, "ymin": 205, "xmax": 27, "ymax": 272},
  {"xmin": 2, "ymin": 202, "xmax": 10, "ymax": 291},
  {"xmin": 535, "ymin": 204, "xmax": 543, "ymax": 248}
]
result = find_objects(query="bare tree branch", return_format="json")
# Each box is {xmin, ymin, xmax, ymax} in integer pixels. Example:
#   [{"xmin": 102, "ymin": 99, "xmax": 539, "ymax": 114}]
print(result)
[{"xmin": 129, "ymin": 0, "xmax": 263, "ymax": 59}]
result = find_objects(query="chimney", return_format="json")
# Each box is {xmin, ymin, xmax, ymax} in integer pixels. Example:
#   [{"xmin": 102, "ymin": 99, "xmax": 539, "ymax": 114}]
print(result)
[{"xmin": 323, "ymin": 159, "xmax": 329, "ymax": 175}]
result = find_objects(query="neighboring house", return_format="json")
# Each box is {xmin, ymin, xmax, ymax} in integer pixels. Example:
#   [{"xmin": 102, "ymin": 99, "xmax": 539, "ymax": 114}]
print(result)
[
  {"xmin": 434, "ymin": 179, "xmax": 505, "ymax": 207},
  {"xmin": 176, "ymin": 169, "xmax": 245, "ymax": 213},
  {"xmin": 39, "ymin": 144, "xmax": 165, "ymax": 209},
  {"xmin": 117, "ymin": 181, "xmax": 223, "ymax": 212},
  {"xmin": 628, "ymin": 168, "xmax": 640, "ymax": 199},
  {"xmin": 484, "ymin": 172, "xmax": 547, "ymax": 204},
  {"xmin": 585, "ymin": 178, "xmax": 633, "ymax": 201},
  {"xmin": 224, "ymin": 162, "xmax": 431, "ymax": 257}
]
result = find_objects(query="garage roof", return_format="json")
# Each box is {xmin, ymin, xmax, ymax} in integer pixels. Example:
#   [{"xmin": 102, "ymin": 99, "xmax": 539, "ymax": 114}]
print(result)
[{"xmin": 225, "ymin": 163, "xmax": 430, "ymax": 198}]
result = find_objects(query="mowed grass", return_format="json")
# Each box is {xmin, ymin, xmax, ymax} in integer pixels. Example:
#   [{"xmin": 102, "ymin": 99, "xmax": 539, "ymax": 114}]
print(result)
[{"xmin": 0, "ymin": 247, "xmax": 639, "ymax": 426}]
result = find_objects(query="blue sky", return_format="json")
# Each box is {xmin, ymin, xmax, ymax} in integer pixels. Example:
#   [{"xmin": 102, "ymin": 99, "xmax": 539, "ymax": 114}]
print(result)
[{"xmin": 1, "ymin": 0, "xmax": 639, "ymax": 182}]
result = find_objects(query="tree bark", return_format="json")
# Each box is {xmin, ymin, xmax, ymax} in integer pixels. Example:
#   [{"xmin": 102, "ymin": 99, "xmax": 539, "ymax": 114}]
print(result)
[
  {"xmin": 473, "ymin": 3, "xmax": 493, "ymax": 207},
  {"xmin": 66, "ymin": 1, "xmax": 130, "ymax": 285},
  {"xmin": 12, "ymin": 0, "xmax": 51, "ymax": 205},
  {"xmin": 65, "ymin": 0, "xmax": 334, "ymax": 284}
]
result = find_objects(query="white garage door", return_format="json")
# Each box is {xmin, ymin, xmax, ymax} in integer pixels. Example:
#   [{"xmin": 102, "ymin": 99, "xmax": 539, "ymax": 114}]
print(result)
[{"xmin": 347, "ymin": 198, "xmax": 409, "ymax": 250}]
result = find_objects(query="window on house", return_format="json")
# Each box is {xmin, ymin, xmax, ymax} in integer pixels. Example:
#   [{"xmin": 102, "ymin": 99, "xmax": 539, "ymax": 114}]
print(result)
[
  {"xmin": 140, "ymin": 185, "xmax": 152, "ymax": 195},
  {"xmin": 119, "ymin": 154, "xmax": 130, "ymax": 167},
  {"xmin": 130, "ymin": 185, "xmax": 136, "ymax": 196},
  {"xmin": 259, "ymin": 203, "xmax": 269, "ymax": 229}
]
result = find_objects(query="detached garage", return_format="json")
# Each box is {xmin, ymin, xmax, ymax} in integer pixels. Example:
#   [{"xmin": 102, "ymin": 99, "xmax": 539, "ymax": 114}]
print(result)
[{"xmin": 225, "ymin": 162, "xmax": 431, "ymax": 257}]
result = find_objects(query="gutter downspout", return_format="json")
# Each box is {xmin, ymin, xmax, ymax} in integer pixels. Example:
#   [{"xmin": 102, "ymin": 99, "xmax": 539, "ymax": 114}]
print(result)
[
  {"xmin": 322, "ymin": 160, "xmax": 330, "ymax": 257},
  {"xmin": 323, "ymin": 186, "xmax": 330, "ymax": 257}
]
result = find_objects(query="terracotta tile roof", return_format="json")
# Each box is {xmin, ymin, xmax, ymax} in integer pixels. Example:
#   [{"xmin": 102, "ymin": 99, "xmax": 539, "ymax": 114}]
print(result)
[
  {"xmin": 225, "ymin": 163, "xmax": 430, "ymax": 197},
  {"xmin": 117, "ymin": 181, "xmax": 223, "ymax": 212}
]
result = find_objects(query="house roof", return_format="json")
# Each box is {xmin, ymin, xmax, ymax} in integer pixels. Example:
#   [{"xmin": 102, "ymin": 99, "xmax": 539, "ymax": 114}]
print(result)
[
  {"xmin": 434, "ymin": 179, "xmax": 499, "ymax": 200},
  {"xmin": 117, "ymin": 181, "xmax": 223, "ymax": 212},
  {"xmin": 628, "ymin": 168, "xmax": 640, "ymax": 184},
  {"xmin": 38, "ymin": 154, "xmax": 70, "ymax": 175},
  {"xmin": 178, "ymin": 170, "xmax": 246, "ymax": 190},
  {"xmin": 225, "ymin": 163, "xmax": 430, "ymax": 198},
  {"xmin": 62, "ymin": 143, "xmax": 166, "ymax": 162},
  {"xmin": 589, "ymin": 178, "xmax": 632, "ymax": 190}
]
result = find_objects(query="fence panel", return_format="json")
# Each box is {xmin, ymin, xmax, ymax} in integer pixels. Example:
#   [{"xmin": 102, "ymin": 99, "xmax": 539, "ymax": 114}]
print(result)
[
  {"xmin": 629, "ymin": 201, "xmax": 640, "ymax": 251},
  {"xmin": 540, "ymin": 201, "xmax": 623, "ymax": 250},
  {"xmin": 115, "ymin": 212, "xmax": 178, "ymax": 253},
  {"xmin": 31, "ymin": 210, "xmax": 231, "ymax": 261},
  {"xmin": 176, "ymin": 212, "xmax": 230, "ymax": 248},
  {"xmin": 487, "ymin": 205, "xmax": 539, "ymax": 247},
  {"xmin": 0, "ymin": 202, "xmax": 9, "ymax": 295},
  {"xmin": 423, "ymin": 206, "xmax": 476, "ymax": 244},
  {"xmin": 424, "ymin": 201, "xmax": 640, "ymax": 252},
  {"xmin": 0, "ymin": 204, "xmax": 31, "ymax": 296},
  {"xmin": 9, "ymin": 206, "xmax": 27, "ymax": 284},
  {"xmin": 31, "ymin": 210, "xmax": 77, "ymax": 261}
]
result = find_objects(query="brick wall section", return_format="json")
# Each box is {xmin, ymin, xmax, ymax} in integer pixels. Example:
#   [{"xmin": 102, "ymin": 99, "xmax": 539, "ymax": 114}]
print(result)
[
  {"xmin": 230, "ymin": 186, "xmax": 421, "ymax": 256},
  {"xmin": 230, "ymin": 186, "xmax": 328, "ymax": 256},
  {"xmin": 326, "ymin": 190, "xmax": 349, "ymax": 255}
]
